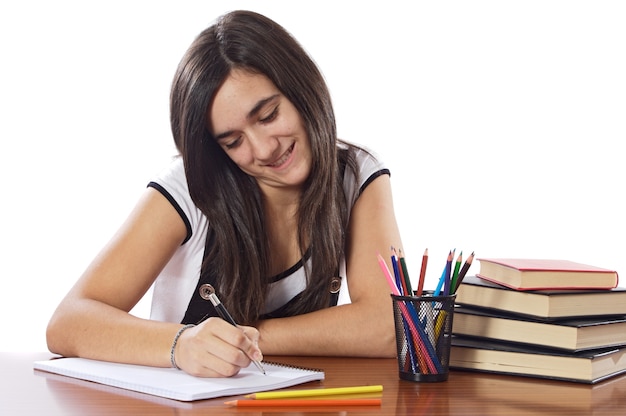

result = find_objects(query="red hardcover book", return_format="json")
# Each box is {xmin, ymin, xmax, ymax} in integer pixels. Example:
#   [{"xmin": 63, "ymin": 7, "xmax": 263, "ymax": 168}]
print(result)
[{"xmin": 476, "ymin": 258, "xmax": 619, "ymax": 291}]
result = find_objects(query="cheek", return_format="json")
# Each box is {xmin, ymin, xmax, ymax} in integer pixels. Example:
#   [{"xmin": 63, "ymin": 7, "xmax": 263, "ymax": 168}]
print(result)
[
  {"xmin": 279, "ymin": 104, "xmax": 307, "ymax": 135},
  {"xmin": 272, "ymin": 117, "xmax": 297, "ymax": 136},
  {"xmin": 224, "ymin": 144, "xmax": 256, "ymax": 169}
]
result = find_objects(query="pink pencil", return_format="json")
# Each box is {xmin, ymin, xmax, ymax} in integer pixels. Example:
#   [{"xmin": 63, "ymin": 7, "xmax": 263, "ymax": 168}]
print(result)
[{"xmin": 377, "ymin": 253, "xmax": 400, "ymax": 295}]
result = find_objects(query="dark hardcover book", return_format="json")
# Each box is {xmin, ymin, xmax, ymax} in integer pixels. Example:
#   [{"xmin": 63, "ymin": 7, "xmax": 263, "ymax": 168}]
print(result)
[
  {"xmin": 455, "ymin": 275, "xmax": 626, "ymax": 320},
  {"xmin": 453, "ymin": 364, "xmax": 626, "ymax": 414},
  {"xmin": 450, "ymin": 336, "xmax": 626, "ymax": 384},
  {"xmin": 453, "ymin": 306, "xmax": 626, "ymax": 351}
]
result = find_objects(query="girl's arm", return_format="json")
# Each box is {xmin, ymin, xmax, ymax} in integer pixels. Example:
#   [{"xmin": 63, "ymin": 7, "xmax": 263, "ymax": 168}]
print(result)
[
  {"xmin": 257, "ymin": 174, "xmax": 401, "ymax": 357},
  {"xmin": 46, "ymin": 188, "xmax": 262, "ymax": 377}
]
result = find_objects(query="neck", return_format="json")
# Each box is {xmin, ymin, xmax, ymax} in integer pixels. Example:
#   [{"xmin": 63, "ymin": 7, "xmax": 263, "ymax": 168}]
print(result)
[
  {"xmin": 262, "ymin": 189, "xmax": 304, "ymax": 276},
  {"xmin": 261, "ymin": 186, "xmax": 300, "ymax": 213}
]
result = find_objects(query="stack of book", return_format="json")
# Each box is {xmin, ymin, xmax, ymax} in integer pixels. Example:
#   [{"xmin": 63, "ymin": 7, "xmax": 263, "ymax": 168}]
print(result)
[{"xmin": 450, "ymin": 258, "xmax": 626, "ymax": 383}]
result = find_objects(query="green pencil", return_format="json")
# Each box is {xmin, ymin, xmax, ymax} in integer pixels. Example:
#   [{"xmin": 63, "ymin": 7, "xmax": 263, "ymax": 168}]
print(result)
[
  {"xmin": 449, "ymin": 251, "xmax": 463, "ymax": 294},
  {"xmin": 453, "ymin": 251, "xmax": 474, "ymax": 293},
  {"xmin": 398, "ymin": 249, "xmax": 413, "ymax": 295}
]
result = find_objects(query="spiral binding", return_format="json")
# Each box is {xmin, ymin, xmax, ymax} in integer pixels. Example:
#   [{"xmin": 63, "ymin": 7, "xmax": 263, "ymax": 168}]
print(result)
[{"xmin": 262, "ymin": 361, "xmax": 324, "ymax": 374}]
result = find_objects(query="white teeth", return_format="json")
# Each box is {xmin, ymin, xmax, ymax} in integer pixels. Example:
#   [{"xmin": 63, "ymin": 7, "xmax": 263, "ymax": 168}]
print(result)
[{"xmin": 269, "ymin": 145, "xmax": 293, "ymax": 167}]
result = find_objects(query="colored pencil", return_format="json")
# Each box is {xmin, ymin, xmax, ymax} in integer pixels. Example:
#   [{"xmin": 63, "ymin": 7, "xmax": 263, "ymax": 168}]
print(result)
[
  {"xmin": 449, "ymin": 251, "xmax": 463, "ymax": 294},
  {"xmin": 433, "ymin": 310, "xmax": 449, "ymax": 341},
  {"xmin": 398, "ymin": 249, "xmax": 414, "ymax": 296},
  {"xmin": 391, "ymin": 247, "xmax": 406, "ymax": 295},
  {"xmin": 434, "ymin": 263, "xmax": 446, "ymax": 296},
  {"xmin": 245, "ymin": 385, "xmax": 383, "ymax": 399},
  {"xmin": 452, "ymin": 251, "xmax": 474, "ymax": 293},
  {"xmin": 377, "ymin": 253, "xmax": 399, "ymax": 294},
  {"xmin": 434, "ymin": 250, "xmax": 452, "ymax": 296},
  {"xmin": 393, "ymin": 251, "xmax": 419, "ymax": 372},
  {"xmin": 443, "ymin": 250, "xmax": 454, "ymax": 295},
  {"xmin": 402, "ymin": 302, "xmax": 442, "ymax": 374},
  {"xmin": 415, "ymin": 248, "xmax": 428, "ymax": 296},
  {"xmin": 225, "ymin": 398, "xmax": 382, "ymax": 407}
]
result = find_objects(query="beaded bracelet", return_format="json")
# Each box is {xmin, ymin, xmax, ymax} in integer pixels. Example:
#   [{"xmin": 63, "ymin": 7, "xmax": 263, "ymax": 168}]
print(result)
[{"xmin": 170, "ymin": 324, "xmax": 195, "ymax": 370}]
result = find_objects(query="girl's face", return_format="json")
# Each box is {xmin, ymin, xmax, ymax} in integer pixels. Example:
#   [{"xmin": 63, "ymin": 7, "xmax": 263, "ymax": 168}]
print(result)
[{"xmin": 208, "ymin": 69, "xmax": 312, "ymax": 196}]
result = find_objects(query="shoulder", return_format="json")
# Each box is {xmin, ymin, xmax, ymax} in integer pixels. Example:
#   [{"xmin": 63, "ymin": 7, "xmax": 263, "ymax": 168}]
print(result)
[
  {"xmin": 340, "ymin": 142, "xmax": 390, "ymax": 202},
  {"xmin": 148, "ymin": 157, "xmax": 205, "ymax": 244},
  {"xmin": 148, "ymin": 157, "xmax": 187, "ymax": 196}
]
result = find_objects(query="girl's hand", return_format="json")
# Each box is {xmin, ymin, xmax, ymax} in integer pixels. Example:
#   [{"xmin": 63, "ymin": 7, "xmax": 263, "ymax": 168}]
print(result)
[{"xmin": 173, "ymin": 318, "xmax": 263, "ymax": 377}]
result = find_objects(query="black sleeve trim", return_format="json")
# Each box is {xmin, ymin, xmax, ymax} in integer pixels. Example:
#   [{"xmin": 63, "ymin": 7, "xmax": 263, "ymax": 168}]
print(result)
[
  {"xmin": 147, "ymin": 181, "xmax": 193, "ymax": 245},
  {"xmin": 358, "ymin": 168, "xmax": 390, "ymax": 197}
]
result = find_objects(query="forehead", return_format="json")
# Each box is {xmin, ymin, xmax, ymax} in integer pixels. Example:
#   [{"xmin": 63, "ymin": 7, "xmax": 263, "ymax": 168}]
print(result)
[
  {"xmin": 209, "ymin": 70, "xmax": 279, "ymax": 127},
  {"xmin": 218, "ymin": 68, "xmax": 277, "ymax": 99}
]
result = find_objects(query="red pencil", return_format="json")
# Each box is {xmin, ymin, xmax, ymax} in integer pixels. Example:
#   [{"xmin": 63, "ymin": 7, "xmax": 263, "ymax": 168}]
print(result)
[
  {"xmin": 416, "ymin": 248, "xmax": 428, "ymax": 296},
  {"xmin": 225, "ymin": 398, "xmax": 382, "ymax": 407}
]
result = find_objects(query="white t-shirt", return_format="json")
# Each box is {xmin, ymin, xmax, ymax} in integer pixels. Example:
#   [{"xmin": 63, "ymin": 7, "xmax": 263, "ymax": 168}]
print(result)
[{"xmin": 148, "ymin": 147, "xmax": 388, "ymax": 323}]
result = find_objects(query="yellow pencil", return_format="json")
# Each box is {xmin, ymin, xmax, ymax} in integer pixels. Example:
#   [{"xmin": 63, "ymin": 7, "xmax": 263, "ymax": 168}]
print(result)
[{"xmin": 245, "ymin": 385, "xmax": 383, "ymax": 400}]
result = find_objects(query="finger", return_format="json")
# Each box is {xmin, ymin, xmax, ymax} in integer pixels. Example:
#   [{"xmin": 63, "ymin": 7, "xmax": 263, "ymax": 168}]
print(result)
[
  {"xmin": 216, "ymin": 324, "xmax": 263, "ymax": 365},
  {"xmin": 240, "ymin": 326, "xmax": 263, "ymax": 362},
  {"xmin": 202, "ymin": 319, "xmax": 264, "ymax": 366},
  {"xmin": 177, "ymin": 319, "xmax": 250, "ymax": 377}
]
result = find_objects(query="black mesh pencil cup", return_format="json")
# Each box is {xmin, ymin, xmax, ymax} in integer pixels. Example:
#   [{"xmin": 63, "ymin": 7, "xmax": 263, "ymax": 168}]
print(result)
[{"xmin": 391, "ymin": 292, "xmax": 456, "ymax": 382}]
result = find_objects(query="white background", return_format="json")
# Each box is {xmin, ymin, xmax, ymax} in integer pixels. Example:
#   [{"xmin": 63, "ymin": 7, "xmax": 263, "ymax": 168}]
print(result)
[{"xmin": 1, "ymin": 1, "xmax": 624, "ymax": 351}]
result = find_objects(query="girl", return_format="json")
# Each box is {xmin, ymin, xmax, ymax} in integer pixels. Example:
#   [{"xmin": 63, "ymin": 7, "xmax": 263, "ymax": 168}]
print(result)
[{"xmin": 47, "ymin": 10, "xmax": 403, "ymax": 377}]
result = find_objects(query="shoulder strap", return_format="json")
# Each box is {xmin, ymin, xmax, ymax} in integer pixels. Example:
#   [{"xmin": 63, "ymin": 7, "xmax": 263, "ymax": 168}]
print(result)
[
  {"xmin": 180, "ymin": 231, "xmax": 219, "ymax": 324},
  {"xmin": 181, "ymin": 150, "xmax": 349, "ymax": 323}
]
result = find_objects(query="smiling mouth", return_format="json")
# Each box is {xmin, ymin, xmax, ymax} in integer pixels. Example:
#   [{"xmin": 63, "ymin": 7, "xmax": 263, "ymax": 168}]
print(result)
[{"xmin": 268, "ymin": 143, "xmax": 294, "ymax": 168}]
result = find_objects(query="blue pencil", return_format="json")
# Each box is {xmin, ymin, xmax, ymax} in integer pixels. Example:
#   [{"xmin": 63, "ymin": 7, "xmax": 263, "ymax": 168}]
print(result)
[
  {"xmin": 443, "ymin": 250, "xmax": 453, "ymax": 295},
  {"xmin": 434, "ymin": 250, "xmax": 453, "ymax": 296},
  {"xmin": 391, "ymin": 248, "xmax": 404, "ymax": 295},
  {"xmin": 434, "ymin": 265, "xmax": 446, "ymax": 296}
]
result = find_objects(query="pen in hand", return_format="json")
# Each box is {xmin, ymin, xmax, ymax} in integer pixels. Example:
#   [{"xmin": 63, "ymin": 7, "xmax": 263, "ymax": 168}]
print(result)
[{"xmin": 207, "ymin": 293, "xmax": 266, "ymax": 375}]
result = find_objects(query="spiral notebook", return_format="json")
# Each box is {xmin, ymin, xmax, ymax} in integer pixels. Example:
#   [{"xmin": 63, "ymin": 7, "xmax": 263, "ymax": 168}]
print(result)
[{"xmin": 33, "ymin": 358, "xmax": 324, "ymax": 402}]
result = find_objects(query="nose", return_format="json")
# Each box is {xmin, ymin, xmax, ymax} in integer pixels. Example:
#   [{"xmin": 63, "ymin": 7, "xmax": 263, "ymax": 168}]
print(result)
[{"xmin": 247, "ymin": 130, "xmax": 279, "ymax": 162}]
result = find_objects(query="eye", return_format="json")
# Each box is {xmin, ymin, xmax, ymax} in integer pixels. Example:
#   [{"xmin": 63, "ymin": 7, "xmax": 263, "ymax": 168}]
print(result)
[
  {"xmin": 259, "ymin": 106, "xmax": 279, "ymax": 124},
  {"xmin": 224, "ymin": 136, "xmax": 242, "ymax": 150}
]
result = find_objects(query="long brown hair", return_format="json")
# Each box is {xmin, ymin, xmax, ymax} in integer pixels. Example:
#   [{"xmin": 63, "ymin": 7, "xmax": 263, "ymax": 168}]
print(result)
[{"xmin": 170, "ymin": 10, "xmax": 357, "ymax": 324}]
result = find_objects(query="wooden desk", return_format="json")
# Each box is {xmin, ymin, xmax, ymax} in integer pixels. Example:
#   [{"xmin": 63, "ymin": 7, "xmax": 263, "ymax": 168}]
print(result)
[{"xmin": 3, "ymin": 352, "xmax": 626, "ymax": 415}]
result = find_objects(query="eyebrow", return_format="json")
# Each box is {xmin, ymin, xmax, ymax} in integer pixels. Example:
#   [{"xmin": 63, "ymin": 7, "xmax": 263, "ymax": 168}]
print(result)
[{"xmin": 213, "ymin": 94, "xmax": 280, "ymax": 142}]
